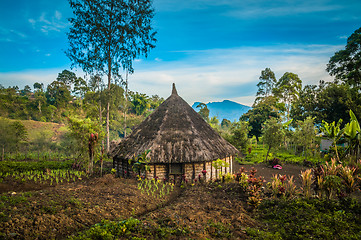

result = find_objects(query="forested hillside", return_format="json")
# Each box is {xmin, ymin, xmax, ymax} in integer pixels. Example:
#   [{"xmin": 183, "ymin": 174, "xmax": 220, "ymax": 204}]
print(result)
[{"xmin": 0, "ymin": 70, "xmax": 164, "ymax": 160}]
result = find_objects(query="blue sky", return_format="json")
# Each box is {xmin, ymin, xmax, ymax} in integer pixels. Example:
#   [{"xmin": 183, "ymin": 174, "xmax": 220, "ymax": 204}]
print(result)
[{"xmin": 0, "ymin": 0, "xmax": 360, "ymax": 106}]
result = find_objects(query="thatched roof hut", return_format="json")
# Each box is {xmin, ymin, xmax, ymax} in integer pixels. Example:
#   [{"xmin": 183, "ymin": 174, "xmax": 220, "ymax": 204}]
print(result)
[{"xmin": 111, "ymin": 84, "xmax": 239, "ymax": 181}]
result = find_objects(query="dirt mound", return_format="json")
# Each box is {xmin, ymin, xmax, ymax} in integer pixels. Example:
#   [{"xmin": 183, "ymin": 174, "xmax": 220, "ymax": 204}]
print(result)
[
  {"xmin": 0, "ymin": 175, "xmax": 177, "ymax": 239},
  {"xmin": 140, "ymin": 183, "xmax": 258, "ymax": 239}
]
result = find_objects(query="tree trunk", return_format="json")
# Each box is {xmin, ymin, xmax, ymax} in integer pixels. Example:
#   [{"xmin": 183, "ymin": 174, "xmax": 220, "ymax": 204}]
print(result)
[
  {"xmin": 106, "ymin": 54, "xmax": 111, "ymax": 152},
  {"xmin": 124, "ymin": 71, "xmax": 128, "ymax": 138},
  {"xmin": 265, "ymin": 146, "xmax": 271, "ymax": 162},
  {"xmin": 38, "ymin": 101, "xmax": 42, "ymax": 114}
]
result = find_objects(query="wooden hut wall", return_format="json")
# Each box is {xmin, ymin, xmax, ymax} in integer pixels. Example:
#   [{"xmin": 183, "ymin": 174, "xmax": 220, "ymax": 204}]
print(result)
[
  {"xmin": 146, "ymin": 164, "xmax": 167, "ymax": 180},
  {"xmin": 115, "ymin": 156, "xmax": 233, "ymax": 181},
  {"xmin": 184, "ymin": 162, "xmax": 204, "ymax": 181},
  {"xmin": 185, "ymin": 156, "xmax": 233, "ymax": 182},
  {"xmin": 206, "ymin": 156, "xmax": 233, "ymax": 181}
]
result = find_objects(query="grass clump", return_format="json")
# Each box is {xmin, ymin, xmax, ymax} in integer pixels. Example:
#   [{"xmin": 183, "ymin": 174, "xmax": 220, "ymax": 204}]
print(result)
[
  {"xmin": 69, "ymin": 217, "xmax": 190, "ymax": 239},
  {"xmin": 248, "ymin": 198, "xmax": 361, "ymax": 239}
]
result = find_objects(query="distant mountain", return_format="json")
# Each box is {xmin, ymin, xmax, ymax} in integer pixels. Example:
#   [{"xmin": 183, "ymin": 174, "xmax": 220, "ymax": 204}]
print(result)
[{"xmin": 192, "ymin": 100, "xmax": 252, "ymax": 122}]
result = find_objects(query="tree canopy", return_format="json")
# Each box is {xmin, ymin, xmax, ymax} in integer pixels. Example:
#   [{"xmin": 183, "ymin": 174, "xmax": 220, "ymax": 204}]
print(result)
[
  {"xmin": 66, "ymin": 0, "xmax": 157, "ymax": 152},
  {"xmin": 255, "ymin": 68, "xmax": 277, "ymax": 103},
  {"xmin": 327, "ymin": 26, "xmax": 361, "ymax": 88}
]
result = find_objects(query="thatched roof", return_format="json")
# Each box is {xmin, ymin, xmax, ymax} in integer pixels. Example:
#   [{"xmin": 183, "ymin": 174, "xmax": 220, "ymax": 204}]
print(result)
[{"xmin": 110, "ymin": 84, "xmax": 239, "ymax": 163}]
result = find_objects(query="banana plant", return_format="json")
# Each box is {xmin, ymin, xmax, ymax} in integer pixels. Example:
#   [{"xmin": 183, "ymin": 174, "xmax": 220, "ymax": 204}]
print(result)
[
  {"xmin": 320, "ymin": 119, "xmax": 344, "ymax": 161},
  {"xmin": 343, "ymin": 110, "xmax": 360, "ymax": 159}
]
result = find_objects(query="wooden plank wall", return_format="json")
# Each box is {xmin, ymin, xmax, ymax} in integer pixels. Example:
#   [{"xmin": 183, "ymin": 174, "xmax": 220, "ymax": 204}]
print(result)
[{"xmin": 114, "ymin": 156, "xmax": 233, "ymax": 182}]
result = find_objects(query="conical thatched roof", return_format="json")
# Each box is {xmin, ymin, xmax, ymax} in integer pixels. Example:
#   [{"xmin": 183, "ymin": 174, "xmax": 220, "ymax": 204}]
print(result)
[{"xmin": 111, "ymin": 84, "xmax": 239, "ymax": 163}]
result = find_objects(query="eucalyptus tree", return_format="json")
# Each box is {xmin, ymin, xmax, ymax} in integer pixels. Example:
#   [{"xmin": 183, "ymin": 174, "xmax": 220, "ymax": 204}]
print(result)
[
  {"xmin": 241, "ymin": 96, "xmax": 281, "ymax": 141},
  {"xmin": 262, "ymin": 117, "xmax": 284, "ymax": 162},
  {"xmin": 273, "ymin": 72, "xmax": 302, "ymax": 121},
  {"xmin": 196, "ymin": 103, "xmax": 210, "ymax": 122},
  {"xmin": 66, "ymin": 0, "xmax": 157, "ymax": 151},
  {"xmin": 255, "ymin": 68, "xmax": 277, "ymax": 104}
]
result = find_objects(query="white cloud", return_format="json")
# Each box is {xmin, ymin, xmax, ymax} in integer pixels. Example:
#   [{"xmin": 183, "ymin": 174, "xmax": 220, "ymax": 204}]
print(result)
[
  {"xmin": 0, "ymin": 27, "xmax": 27, "ymax": 42},
  {"xmin": 0, "ymin": 70, "xmax": 57, "ymax": 89},
  {"xmin": 0, "ymin": 44, "xmax": 337, "ymax": 107},
  {"xmin": 28, "ymin": 11, "xmax": 69, "ymax": 34},
  {"xmin": 130, "ymin": 44, "xmax": 337, "ymax": 105},
  {"xmin": 0, "ymin": 68, "xmax": 84, "ymax": 89}
]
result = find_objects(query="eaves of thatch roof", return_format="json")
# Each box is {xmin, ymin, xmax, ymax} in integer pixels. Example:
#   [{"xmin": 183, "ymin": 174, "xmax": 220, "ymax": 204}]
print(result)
[{"xmin": 110, "ymin": 84, "xmax": 239, "ymax": 163}]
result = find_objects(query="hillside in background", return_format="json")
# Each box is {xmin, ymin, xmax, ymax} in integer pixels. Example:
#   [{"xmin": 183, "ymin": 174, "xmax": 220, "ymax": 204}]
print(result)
[
  {"xmin": 192, "ymin": 100, "xmax": 251, "ymax": 121},
  {"xmin": 1, "ymin": 118, "xmax": 67, "ymax": 143}
]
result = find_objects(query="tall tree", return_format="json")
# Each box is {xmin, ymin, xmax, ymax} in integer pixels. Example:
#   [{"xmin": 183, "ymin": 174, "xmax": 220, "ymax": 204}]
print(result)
[
  {"xmin": 33, "ymin": 82, "xmax": 44, "ymax": 92},
  {"xmin": 327, "ymin": 27, "xmax": 361, "ymax": 88},
  {"xmin": 255, "ymin": 68, "xmax": 277, "ymax": 103},
  {"xmin": 293, "ymin": 117, "xmax": 316, "ymax": 158},
  {"xmin": 240, "ymin": 96, "xmax": 281, "ymax": 141},
  {"xmin": 273, "ymin": 72, "xmax": 302, "ymax": 120},
  {"xmin": 130, "ymin": 91, "xmax": 149, "ymax": 116},
  {"xmin": 263, "ymin": 117, "xmax": 284, "ymax": 162},
  {"xmin": 57, "ymin": 70, "xmax": 77, "ymax": 89},
  {"xmin": 66, "ymin": 0, "xmax": 157, "ymax": 152},
  {"xmin": 46, "ymin": 81, "xmax": 71, "ymax": 108},
  {"xmin": 291, "ymin": 80, "xmax": 361, "ymax": 125},
  {"xmin": 196, "ymin": 103, "xmax": 210, "ymax": 122}
]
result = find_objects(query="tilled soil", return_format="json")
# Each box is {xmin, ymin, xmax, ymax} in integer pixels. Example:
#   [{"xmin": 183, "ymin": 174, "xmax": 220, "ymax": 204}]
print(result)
[
  {"xmin": 1, "ymin": 175, "xmax": 176, "ymax": 239},
  {"xmin": 140, "ymin": 183, "xmax": 259, "ymax": 239},
  {"xmin": 1, "ymin": 164, "xmax": 311, "ymax": 239}
]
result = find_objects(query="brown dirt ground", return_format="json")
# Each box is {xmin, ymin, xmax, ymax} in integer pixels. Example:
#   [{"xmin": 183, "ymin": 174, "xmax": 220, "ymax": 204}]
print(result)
[
  {"xmin": 1, "ymin": 175, "xmax": 177, "ymax": 239},
  {"xmin": 0, "ymin": 163, "xmax": 310, "ymax": 239},
  {"xmin": 237, "ymin": 163, "xmax": 310, "ymax": 187}
]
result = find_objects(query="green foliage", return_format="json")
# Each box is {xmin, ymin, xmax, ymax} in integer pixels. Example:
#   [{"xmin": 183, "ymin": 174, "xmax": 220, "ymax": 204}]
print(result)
[
  {"xmin": 0, "ymin": 118, "xmax": 28, "ymax": 156},
  {"xmin": 255, "ymin": 67, "xmax": 277, "ymax": 103},
  {"xmin": 149, "ymin": 95, "xmax": 164, "ymax": 110},
  {"xmin": 212, "ymin": 158, "xmax": 230, "ymax": 170},
  {"xmin": 244, "ymin": 145, "xmax": 323, "ymax": 165},
  {"xmin": 227, "ymin": 121, "xmax": 249, "ymax": 153},
  {"xmin": 69, "ymin": 217, "xmax": 190, "ymax": 239},
  {"xmin": 344, "ymin": 110, "xmax": 361, "ymax": 158},
  {"xmin": 221, "ymin": 118, "xmax": 232, "ymax": 129},
  {"xmin": 321, "ymin": 119, "xmax": 344, "ymax": 160},
  {"xmin": 262, "ymin": 118, "xmax": 284, "ymax": 161},
  {"xmin": 251, "ymin": 198, "xmax": 361, "ymax": 240},
  {"xmin": 66, "ymin": 0, "xmax": 157, "ymax": 76},
  {"xmin": 0, "ymin": 160, "xmax": 73, "ymax": 174},
  {"xmin": 195, "ymin": 102, "xmax": 209, "ymax": 122},
  {"xmin": 130, "ymin": 92, "xmax": 150, "ymax": 116},
  {"xmin": 273, "ymin": 72, "xmax": 302, "ymax": 120},
  {"xmin": 128, "ymin": 150, "xmax": 151, "ymax": 176},
  {"xmin": 241, "ymin": 96, "xmax": 281, "ymax": 141},
  {"xmin": 293, "ymin": 117, "xmax": 316, "ymax": 158},
  {"xmin": 46, "ymin": 81, "xmax": 72, "ymax": 108},
  {"xmin": 205, "ymin": 220, "xmax": 233, "ymax": 238},
  {"xmin": 327, "ymin": 26, "xmax": 361, "ymax": 87},
  {"xmin": 67, "ymin": 117, "xmax": 104, "ymax": 173},
  {"xmin": 137, "ymin": 178, "xmax": 174, "ymax": 199}
]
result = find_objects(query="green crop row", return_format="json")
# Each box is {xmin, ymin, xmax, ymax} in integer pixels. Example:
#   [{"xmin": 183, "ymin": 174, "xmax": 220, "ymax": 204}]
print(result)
[
  {"xmin": 0, "ymin": 169, "xmax": 87, "ymax": 185},
  {"xmin": 0, "ymin": 160, "xmax": 74, "ymax": 174}
]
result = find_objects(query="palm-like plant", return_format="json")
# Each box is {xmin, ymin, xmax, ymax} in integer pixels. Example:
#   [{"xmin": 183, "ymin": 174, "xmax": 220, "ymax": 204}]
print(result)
[
  {"xmin": 320, "ymin": 119, "xmax": 344, "ymax": 161},
  {"xmin": 343, "ymin": 110, "xmax": 360, "ymax": 159}
]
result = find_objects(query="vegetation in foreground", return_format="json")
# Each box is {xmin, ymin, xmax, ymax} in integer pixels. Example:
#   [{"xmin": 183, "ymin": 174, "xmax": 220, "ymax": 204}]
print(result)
[
  {"xmin": 248, "ymin": 198, "xmax": 361, "ymax": 240},
  {"xmin": 0, "ymin": 156, "xmax": 360, "ymax": 239}
]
